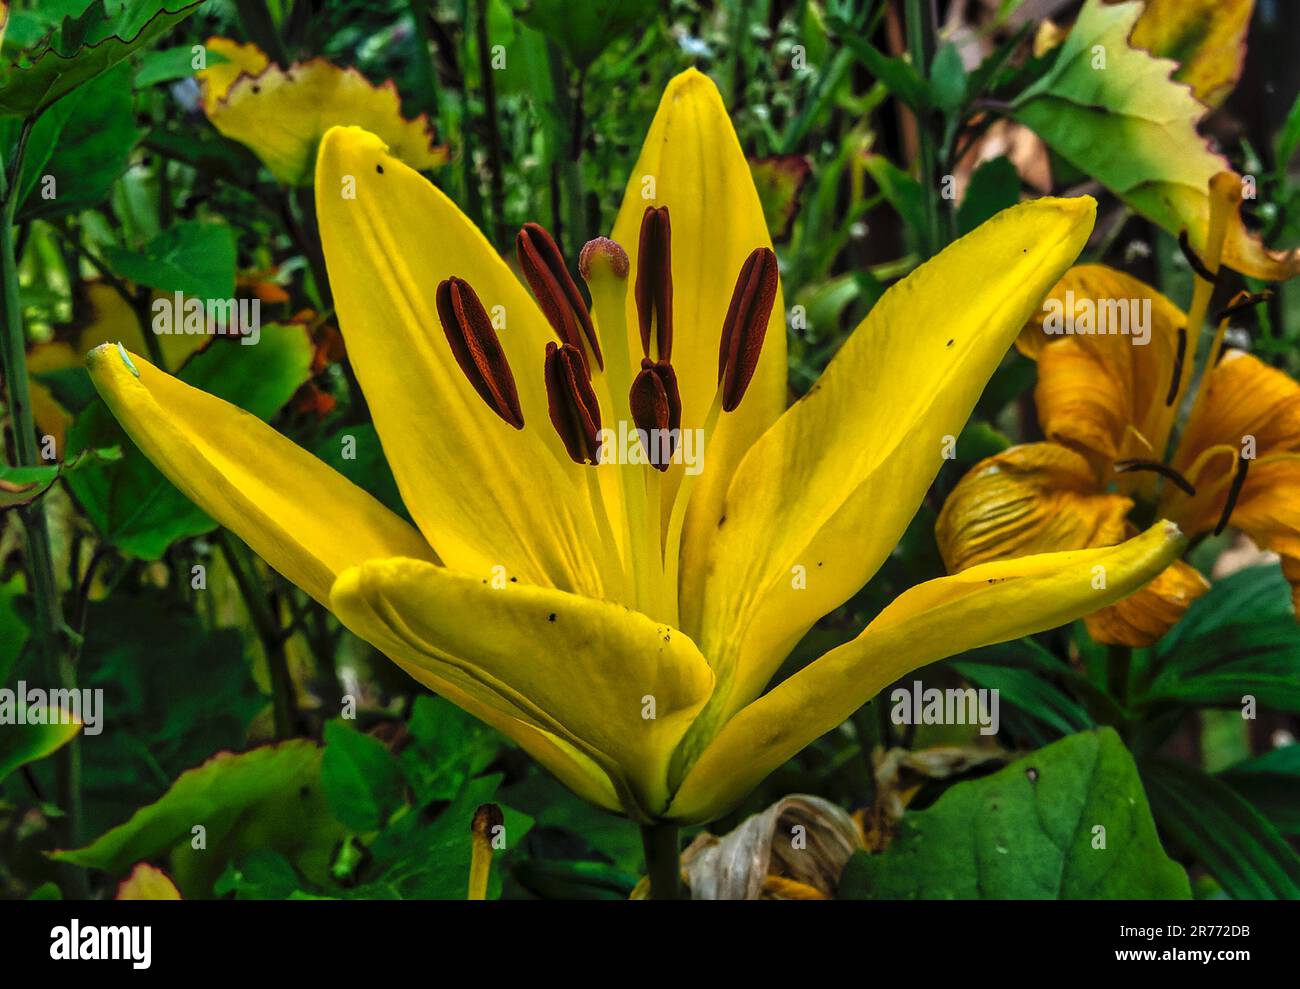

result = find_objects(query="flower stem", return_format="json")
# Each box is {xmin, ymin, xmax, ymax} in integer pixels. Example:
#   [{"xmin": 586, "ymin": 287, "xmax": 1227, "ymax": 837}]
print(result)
[
  {"xmin": 904, "ymin": 0, "xmax": 944, "ymax": 256},
  {"xmin": 639, "ymin": 822, "xmax": 683, "ymax": 900},
  {"xmin": 1, "ymin": 119, "xmax": 86, "ymax": 896}
]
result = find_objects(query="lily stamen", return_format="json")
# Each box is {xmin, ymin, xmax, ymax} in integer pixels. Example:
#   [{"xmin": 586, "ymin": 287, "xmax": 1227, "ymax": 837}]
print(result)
[
  {"xmin": 629, "ymin": 358, "xmax": 683, "ymax": 471},
  {"xmin": 1165, "ymin": 326, "xmax": 1187, "ymax": 408},
  {"xmin": 1213, "ymin": 290, "xmax": 1273, "ymax": 324},
  {"xmin": 544, "ymin": 341, "xmax": 602, "ymax": 464},
  {"xmin": 1177, "ymin": 229, "xmax": 1219, "ymax": 284},
  {"xmin": 1114, "ymin": 458, "xmax": 1196, "ymax": 497},
  {"xmin": 518, "ymin": 222, "xmax": 604, "ymax": 371},
  {"xmin": 635, "ymin": 206, "xmax": 674, "ymax": 361},
  {"xmin": 1213, "ymin": 454, "xmax": 1250, "ymax": 536},
  {"xmin": 718, "ymin": 247, "xmax": 779, "ymax": 413},
  {"xmin": 435, "ymin": 276, "xmax": 525, "ymax": 428}
]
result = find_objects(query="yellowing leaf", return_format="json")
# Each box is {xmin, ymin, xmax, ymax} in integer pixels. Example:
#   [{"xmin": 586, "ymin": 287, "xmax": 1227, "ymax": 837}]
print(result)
[
  {"xmin": 1130, "ymin": 0, "xmax": 1253, "ymax": 108},
  {"xmin": 115, "ymin": 863, "xmax": 182, "ymax": 900},
  {"xmin": 198, "ymin": 42, "xmax": 448, "ymax": 186},
  {"xmin": 199, "ymin": 36, "xmax": 269, "ymax": 112},
  {"xmin": 1013, "ymin": 0, "xmax": 1298, "ymax": 281}
]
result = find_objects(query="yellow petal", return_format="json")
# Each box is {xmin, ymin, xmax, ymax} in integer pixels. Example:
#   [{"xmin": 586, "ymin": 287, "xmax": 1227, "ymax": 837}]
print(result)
[
  {"xmin": 27, "ymin": 341, "xmax": 78, "ymax": 453},
  {"xmin": 1130, "ymin": 0, "xmax": 1252, "ymax": 108},
  {"xmin": 198, "ymin": 37, "xmax": 269, "ymax": 113},
  {"xmin": 1019, "ymin": 264, "xmax": 1184, "ymax": 478},
  {"xmin": 204, "ymin": 57, "xmax": 447, "ymax": 185},
  {"xmin": 935, "ymin": 442, "xmax": 1131, "ymax": 572},
  {"xmin": 668, "ymin": 521, "xmax": 1185, "ymax": 823},
  {"xmin": 75, "ymin": 282, "xmax": 203, "ymax": 372},
  {"xmin": 329, "ymin": 558, "xmax": 715, "ymax": 817},
  {"xmin": 314, "ymin": 126, "xmax": 613, "ymax": 598},
  {"xmin": 609, "ymin": 69, "xmax": 788, "ymax": 616},
  {"xmin": 1220, "ymin": 459, "xmax": 1300, "ymax": 615},
  {"xmin": 1085, "ymin": 557, "xmax": 1209, "ymax": 646},
  {"xmin": 84, "ymin": 343, "xmax": 433, "ymax": 604},
  {"xmin": 681, "ymin": 196, "xmax": 1096, "ymax": 759}
]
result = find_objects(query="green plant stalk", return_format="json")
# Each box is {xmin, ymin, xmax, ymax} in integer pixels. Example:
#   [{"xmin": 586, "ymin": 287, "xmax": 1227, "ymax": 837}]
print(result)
[
  {"xmin": 474, "ymin": 0, "xmax": 507, "ymax": 248},
  {"xmin": 217, "ymin": 530, "xmax": 296, "ymax": 739},
  {"xmin": 1, "ymin": 120, "xmax": 86, "ymax": 895},
  {"xmin": 904, "ymin": 0, "xmax": 944, "ymax": 256},
  {"xmin": 546, "ymin": 42, "xmax": 587, "ymax": 258},
  {"xmin": 639, "ymin": 822, "xmax": 682, "ymax": 900}
]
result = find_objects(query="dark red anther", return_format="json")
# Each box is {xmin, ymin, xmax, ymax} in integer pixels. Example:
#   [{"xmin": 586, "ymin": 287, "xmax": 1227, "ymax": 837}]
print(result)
[
  {"xmin": 435, "ymin": 276, "xmax": 524, "ymax": 429},
  {"xmin": 517, "ymin": 222, "xmax": 603, "ymax": 371},
  {"xmin": 544, "ymin": 342, "xmax": 602, "ymax": 464},
  {"xmin": 635, "ymin": 206, "xmax": 673, "ymax": 361},
  {"xmin": 717, "ymin": 247, "xmax": 779, "ymax": 413},
  {"xmin": 629, "ymin": 358, "xmax": 682, "ymax": 471}
]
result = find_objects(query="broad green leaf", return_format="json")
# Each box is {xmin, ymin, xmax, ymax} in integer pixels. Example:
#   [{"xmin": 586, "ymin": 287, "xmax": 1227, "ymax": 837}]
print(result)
[
  {"xmin": 398, "ymin": 695, "xmax": 501, "ymax": 805},
  {"xmin": 1011, "ymin": 0, "xmax": 1299, "ymax": 281},
  {"xmin": 0, "ymin": 0, "xmax": 203, "ymax": 117},
  {"xmin": 838, "ymin": 728, "xmax": 1189, "ymax": 899},
  {"xmin": 929, "ymin": 42, "xmax": 966, "ymax": 113},
  {"xmin": 64, "ymin": 325, "xmax": 314, "ymax": 559},
  {"xmin": 134, "ymin": 43, "xmax": 226, "ymax": 86},
  {"xmin": 353, "ymin": 774, "xmax": 533, "ymax": 899},
  {"xmin": 53, "ymin": 741, "xmax": 343, "ymax": 898},
  {"xmin": 956, "ymin": 155, "xmax": 1020, "ymax": 235},
  {"xmin": 0, "ymin": 444, "xmax": 120, "ymax": 508},
  {"xmin": 101, "ymin": 221, "xmax": 236, "ymax": 300},
  {"xmin": 862, "ymin": 153, "xmax": 925, "ymax": 238},
  {"xmin": 321, "ymin": 721, "xmax": 405, "ymax": 832},
  {"xmin": 1141, "ymin": 756, "xmax": 1300, "ymax": 900},
  {"xmin": 517, "ymin": 0, "xmax": 658, "ymax": 69},
  {"xmin": 0, "ymin": 708, "xmax": 82, "ymax": 783},
  {"xmin": 17, "ymin": 62, "xmax": 140, "ymax": 221},
  {"xmin": 1219, "ymin": 746, "xmax": 1300, "ymax": 837}
]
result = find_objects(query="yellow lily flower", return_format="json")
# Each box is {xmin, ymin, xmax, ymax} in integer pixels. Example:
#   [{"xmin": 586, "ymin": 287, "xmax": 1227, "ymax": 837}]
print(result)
[
  {"xmin": 938, "ymin": 175, "xmax": 1300, "ymax": 645},
  {"xmin": 85, "ymin": 69, "xmax": 1183, "ymax": 830}
]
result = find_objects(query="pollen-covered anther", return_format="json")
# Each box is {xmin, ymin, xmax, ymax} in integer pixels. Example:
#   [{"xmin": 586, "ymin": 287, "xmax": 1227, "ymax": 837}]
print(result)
[
  {"xmin": 435, "ymin": 276, "xmax": 524, "ymax": 429},
  {"xmin": 629, "ymin": 358, "xmax": 682, "ymax": 471},
  {"xmin": 517, "ymin": 222, "xmax": 603, "ymax": 370},
  {"xmin": 635, "ymin": 206, "xmax": 673, "ymax": 360},
  {"xmin": 544, "ymin": 342, "xmax": 603, "ymax": 465},
  {"xmin": 717, "ymin": 246, "xmax": 779, "ymax": 413}
]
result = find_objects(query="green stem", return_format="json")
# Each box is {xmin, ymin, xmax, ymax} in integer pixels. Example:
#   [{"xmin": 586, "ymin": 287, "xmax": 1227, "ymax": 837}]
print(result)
[
  {"xmin": 1, "ymin": 119, "xmax": 86, "ymax": 896},
  {"xmin": 474, "ymin": 0, "xmax": 507, "ymax": 247},
  {"xmin": 904, "ymin": 0, "xmax": 944, "ymax": 256},
  {"xmin": 639, "ymin": 822, "xmax": 683, "ymax": 900},
  {"xmin": 217, "ymin": 530, "xmax": 296, "ymax": 739},
  {"xmin": 233, "ymin": 0, "xmax": 292, "ymax": 65},
  {"xmin": 546, "ymin": 42, "xmax": 587, "ymax": 258}
]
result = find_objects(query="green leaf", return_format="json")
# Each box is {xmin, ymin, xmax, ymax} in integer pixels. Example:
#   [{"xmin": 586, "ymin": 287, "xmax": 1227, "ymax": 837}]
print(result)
[
  {"xmin": 1141, "ymin": 756, "xmax": 1300, "ymax": 899},
  {"xmin": 956, "ymin": 155, "xmax": 1020, "ymax": 236},
  {"xmin": 862, "ymin": 153, "xmax": 926, "ymax": 238},
  {"xmin": 929, "ymin": 42, "xmax": 966, "ymax": 113},
  {"xmin": 0, "ymin": 1, "xmax": 203, "ymax": 117},
  {"xmin": 354, "ymin": 773, "xmax": 533, "ymax": 899},
  {"xmin": 749, "ymin": 154, "xmax": 812, "ymax": 242},
  {"xmin": 517, "ymin": 0, "xmax": 659, "ymax": 69},
  {"xmin": 313, "ymin": 423, "xmax": 408, "ymax": 521},
  {"xmin": 134, "ymin": 43, "xmax": 227, "ymax": 87},
  {"xmin": 15, "ymin": 61, "xmax": 140, "ymax": 221},
  {"xmin": 321, "ymin": 721, "xmax": 405, "ymax": 832},
  {"xmin": 1139, "ymin": 565, "xmax": 1300, "ymax": 714},
  {"xmin": 101, "ymin": 221, "xmax": 236, "ymax": 299},
  {"xmin": 53, "ymin": 741, "xmax": 343, "ymax": 898},
  {"xmin": 0, "ymin": 444, "xmax": 121, "ymax": 508},
  {"xmin": 1276, "ymin": 87, "xmax": 1300, "ymax": 170},
  {"xmin": 0, "ymin": 708, "xmax": 82, "ymax": 783},
  {"xmin": 951, "ymin": 661, "xmax": 1092, "ymax": 739},
  {"xmin": 838, "ymin": 728, "xmax": 1189, "ymax": 899},
  {"xmin": 831, "ymin": 24, "xmax": 930, "ymax": 112},
  {"xmin": 1219, "ymin": 746, "xmax": 1300, "ymax": 837},
  {"xmin": 398, "ymin": 695, "xmax": 502, "ymax": 805},
  {"xmin": 65, "ymin": 325, "xmax": 314, "ymax": 559}
]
